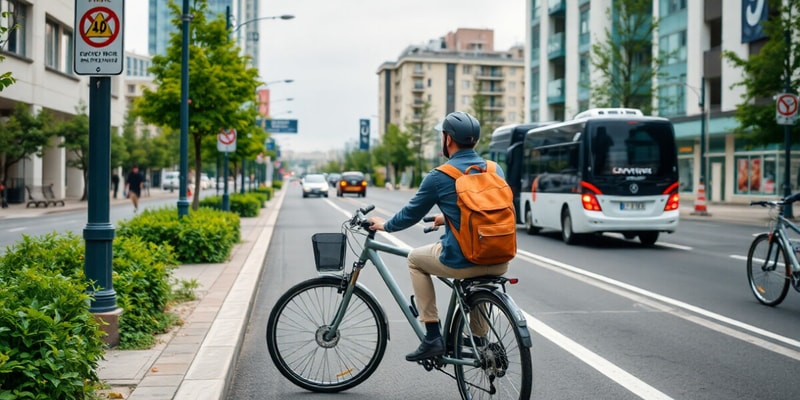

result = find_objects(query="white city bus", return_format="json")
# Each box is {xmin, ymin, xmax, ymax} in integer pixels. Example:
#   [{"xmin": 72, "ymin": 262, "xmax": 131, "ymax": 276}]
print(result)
[{"xmin": 518, "ymin": 108, "xmax": 680, "ymax": 245}]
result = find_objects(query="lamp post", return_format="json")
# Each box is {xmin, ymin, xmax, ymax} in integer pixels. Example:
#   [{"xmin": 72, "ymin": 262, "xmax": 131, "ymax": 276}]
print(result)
[
  {"xmin": 682, "ymin": 78, "xmax": 709, "ymax": 216},
  {"xmin": 178, "ymin": 0, "xmax": 192, "ymax": 218}
]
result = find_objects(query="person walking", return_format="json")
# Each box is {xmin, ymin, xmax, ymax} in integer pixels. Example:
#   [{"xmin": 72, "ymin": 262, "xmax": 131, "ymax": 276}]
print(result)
[
  {"xmin": 367, "ymin": 111, "xmax": 512, "ymax": 361},
  {"xmin": 125, "ymin": 165, "xmax": 145, "ymax": 213},
  {"xmin": 111, "ymin": 172, "xmax": 120, "ymax": 199}
]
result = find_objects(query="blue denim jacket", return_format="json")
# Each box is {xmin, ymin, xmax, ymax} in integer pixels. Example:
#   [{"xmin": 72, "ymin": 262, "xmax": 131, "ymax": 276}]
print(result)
[{"xmin": 383, "ymin": 149, "xmax": 506, "ymax": 269}]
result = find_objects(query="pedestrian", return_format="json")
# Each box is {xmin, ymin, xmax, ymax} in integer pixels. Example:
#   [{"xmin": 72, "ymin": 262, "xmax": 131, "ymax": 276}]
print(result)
[
  {"xmin": 111, "ymin": 172, "xmax": 120, "ymax": 199},
  {"xmin": 125, "ymin": 165, "xmax": 145, "ymax": 213},
  {"xmin": 367, "ymin": 111, "xmax": 512, "ymax": 361}
]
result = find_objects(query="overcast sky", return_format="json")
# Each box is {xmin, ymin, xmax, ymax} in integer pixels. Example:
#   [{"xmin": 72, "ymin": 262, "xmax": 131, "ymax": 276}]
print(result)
[{"xmin": 124, "ymin": 1, "xmax": 526, "ymax": 153}]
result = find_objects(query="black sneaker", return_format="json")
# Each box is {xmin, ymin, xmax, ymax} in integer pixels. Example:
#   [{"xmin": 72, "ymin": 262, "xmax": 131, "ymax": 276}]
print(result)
[{"xmin": 406, "ymin": 337, "xmax": 444, "ymax": 361}]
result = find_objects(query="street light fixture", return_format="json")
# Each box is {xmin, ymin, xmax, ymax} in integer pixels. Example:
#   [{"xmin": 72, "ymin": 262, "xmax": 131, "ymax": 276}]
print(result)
[
  {"xmin": 680, "ymin": 78, "xmax": 708, "ymax": 216},
  {"xmin": 231, "ymin": 14, "xmax": 295, "ymax": 33}
]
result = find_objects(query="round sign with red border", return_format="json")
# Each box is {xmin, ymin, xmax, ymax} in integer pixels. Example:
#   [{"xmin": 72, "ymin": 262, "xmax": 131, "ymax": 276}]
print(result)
[
  {"xmin": 218, "ymin": 128, "xmax": 237, "ymax": 152},
  {"xmin": 776, "ymin": 93, "xmax": 799, "ymax": 125},
  {"xmin": 79, "ymin": 7, "xmax": 121, "ymax": 49}
]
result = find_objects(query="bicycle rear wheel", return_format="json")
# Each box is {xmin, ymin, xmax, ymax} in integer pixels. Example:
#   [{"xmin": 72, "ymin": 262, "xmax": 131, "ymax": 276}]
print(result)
[
  {"xmin": 450, "ymin": 291, "xmax": 532, "ymax": 400},
  {"xmin": 266, "ymin": 276, "xmax": 388, "ymax": 392},
  {"xmin": 747, "ymin": 233, "xmax": 791, "ymax": 306}
]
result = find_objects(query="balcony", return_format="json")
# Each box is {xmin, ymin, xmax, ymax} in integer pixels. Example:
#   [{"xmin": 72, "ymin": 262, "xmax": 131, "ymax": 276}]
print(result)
[
  {"xmin": 411, "ymin": 68, "xmax": 425, "ymax": 77},
  {"xmin": 411, "ymin": 83, "xmax": 425, "ymax": 92},
  {"xmin": 478, "ymin": 85, "xmax": 505, "ymax": 95},
  {"xmin": 485, "ymin": 101, "xmax": 505, "ymax": 110},
  {"xmin": 547, "ymin": 78, "xmax": 564, "ymax": 104},
  {"xmin": 548, "ymin": 0, "xmax": 565, "ymax": 15},
  {"xmin": 475, "ymin": 70, "xmax": 504, "ymax": 80},
  {"xmin": 412, "ymin": 98, "xmax": 425, "ymax": 108},
  {"xmin": 547, "ymin": 32, "xmax": 565, "ymax": 60}
]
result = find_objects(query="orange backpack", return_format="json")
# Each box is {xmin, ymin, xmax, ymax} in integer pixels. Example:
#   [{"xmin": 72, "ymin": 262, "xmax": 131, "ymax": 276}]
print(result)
[{"xmin": 437, "ymin": 161, "xmax": 517, "ymax": 265}]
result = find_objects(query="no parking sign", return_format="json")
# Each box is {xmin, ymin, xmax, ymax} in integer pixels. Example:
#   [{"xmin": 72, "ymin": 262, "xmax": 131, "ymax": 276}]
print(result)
[{"xmin": 776, "ymin": 93, "xmax": 799, "ymax": 125}]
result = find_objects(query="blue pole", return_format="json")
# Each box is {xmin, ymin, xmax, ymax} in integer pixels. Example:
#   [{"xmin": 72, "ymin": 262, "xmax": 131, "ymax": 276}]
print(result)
[{"xmin": 178, "ymin": 0, "xmax": 191, "ymax": 218}]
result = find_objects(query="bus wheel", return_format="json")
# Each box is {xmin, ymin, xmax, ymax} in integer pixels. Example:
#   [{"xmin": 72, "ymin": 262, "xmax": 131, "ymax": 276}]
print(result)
[
  {"xmin": 525, "ymin": 208, "xmax": 541, "ymax": 235},
  {"xmin": 638, "ymin": 232, "xmax": 659, "ymax": 246},
  {"xmin": 561, "ymin": 209, "xmax": 580, "ymax": 245}
]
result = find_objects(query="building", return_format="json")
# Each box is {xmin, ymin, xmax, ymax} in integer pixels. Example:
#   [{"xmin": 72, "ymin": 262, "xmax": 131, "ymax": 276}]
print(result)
[
  {"xmin": 527, "ymin": 0, "xmax": 797, "ymax": 204},
  {"xmin": 0, "ymin": 0, "xmax": 126, "ymax": 202},
  {"xmin": 376, "ymin": 28, "xmax": 526, "ymax": 158}
]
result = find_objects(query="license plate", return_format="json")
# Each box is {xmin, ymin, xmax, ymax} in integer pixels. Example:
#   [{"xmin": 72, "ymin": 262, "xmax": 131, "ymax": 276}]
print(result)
[{"xmin": 620, "ymin": 201, "xmax": 645, "ymax": 210}]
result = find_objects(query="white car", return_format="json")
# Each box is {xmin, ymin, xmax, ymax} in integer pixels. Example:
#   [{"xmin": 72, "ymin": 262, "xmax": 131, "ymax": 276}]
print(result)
[
  {"xmin": 162, "ymin": 171, "xmax": 180, "ymax": 191},
  {"xmin": 301, "ymin": 174, "xmax": 329, "ymax": 198}
]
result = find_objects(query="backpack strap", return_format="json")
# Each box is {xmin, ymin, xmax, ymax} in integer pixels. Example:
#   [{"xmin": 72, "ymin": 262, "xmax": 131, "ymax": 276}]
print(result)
[{"xmin": 436, "ymin": 164, "xmax": 463, "ymax": 180}]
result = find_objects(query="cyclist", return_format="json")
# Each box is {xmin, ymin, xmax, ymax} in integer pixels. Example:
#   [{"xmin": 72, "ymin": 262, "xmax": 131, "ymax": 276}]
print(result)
[{"xmin": 368, "ymin": 111, "xmax": 510, "ymax": 361}]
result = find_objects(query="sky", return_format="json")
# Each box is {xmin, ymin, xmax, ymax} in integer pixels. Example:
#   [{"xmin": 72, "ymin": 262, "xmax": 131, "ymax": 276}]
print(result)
[{"xmin": 124, "ymin": 1, "xmax": 526, "ymax": 153}]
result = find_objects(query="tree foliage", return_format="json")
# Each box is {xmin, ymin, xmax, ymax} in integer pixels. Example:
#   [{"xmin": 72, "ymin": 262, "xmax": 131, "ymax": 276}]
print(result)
[
  {"xmin": 470, "ymin": 81, "xmax": 502, "ymax": 152},
  {"xmin": 0, "ymin": 104, "xmax": 53, "ymax": 185},
  {"xmin": 372, "ymin": 124, "xmax": 414, "ymax": 187},
  {"xmin": 405, "ymin": 101, "xmax": 437, "ymax": 187},
  {"xmin": 135, "ymin": 0, "xmax": 261, "ymax": 209},
  {"xmin": 723, "ymin": 0, "xmax": 800, "ymax": 146},
  {"xmin": 589, "ymin": 0, "xmax": 666, "ymax": 114}
]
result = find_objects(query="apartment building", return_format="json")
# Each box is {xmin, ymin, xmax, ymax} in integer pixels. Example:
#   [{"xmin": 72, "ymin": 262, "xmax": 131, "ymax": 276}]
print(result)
[
  {"xmin": 376, "ymin": 28, "xmax": 526, "ymax": 152},
  {"xmin": 528, "ymin": 0, "xmax": 796, "ymax": 204},
  {"xmin": 0, "ymin": 0, "xmax": 126, "ymax": 202}
]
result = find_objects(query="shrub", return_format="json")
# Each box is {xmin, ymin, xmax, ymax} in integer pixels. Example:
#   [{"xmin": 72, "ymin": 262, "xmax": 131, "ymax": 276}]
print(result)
[
  {"xmin": 199, "ymin": 193, "xmax": 262, "ymax": 217},
  {"xmin": 0, "ymin": 267, "xmax": 105, "ymax": 399},
  {"xmin": 272, "ymin": 179, "xmax": 283, "ymax": 190},
  {"xmin": 117, "ymin": 206, "xmax": 240, "ymax": 264}
]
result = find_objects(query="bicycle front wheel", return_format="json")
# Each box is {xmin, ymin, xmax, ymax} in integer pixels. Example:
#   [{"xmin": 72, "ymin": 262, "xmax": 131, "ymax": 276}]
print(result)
[
  {"xmin": 266, "ymin": 276, "xmax": 388, "ymax": 392},
  {"xmin": 747, "ymin": 233, "xmax": 791, "ymax": 306},
  {"xmin": 450, "ymin": 291, "xmax": 532, "ymax": 400}
]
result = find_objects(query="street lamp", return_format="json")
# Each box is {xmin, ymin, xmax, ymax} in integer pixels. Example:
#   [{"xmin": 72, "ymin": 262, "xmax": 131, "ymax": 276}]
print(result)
[
  {"xmin": 231, "ymin": 14, "xmax": 295, "ymax": 34},
  {"xmin": 681, "ymin": 78, "xmax": 708, "ymax": 216},
  {"xmin": 265, "ymin": 79, "xmax": 294, "ymax": 86}
]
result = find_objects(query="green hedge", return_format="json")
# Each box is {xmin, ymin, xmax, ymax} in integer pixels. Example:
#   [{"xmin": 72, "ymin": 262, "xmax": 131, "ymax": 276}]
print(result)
[
  {"xmin": 198, "ymin": 193, "xmax": 263, "ymax": 217},
  {"xmin": 117, "ymin": 206, "xmax": 240, "ymax": 263}
]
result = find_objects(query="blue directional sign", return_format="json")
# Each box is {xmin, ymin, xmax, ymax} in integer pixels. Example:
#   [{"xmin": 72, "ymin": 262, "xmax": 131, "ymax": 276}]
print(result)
[
  {"xmin": 359, "ymin": 119, "xmax": 370, "ymax": 150},
  {"xmin": 264, "ymin": 118, "xmax": 298, "ymax": 134}
]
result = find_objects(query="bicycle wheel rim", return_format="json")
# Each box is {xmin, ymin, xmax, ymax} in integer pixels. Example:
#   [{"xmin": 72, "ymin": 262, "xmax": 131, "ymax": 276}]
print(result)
[
  {"xmin": 452, "ymin": 293, "xmax": 532, "ymax": 400},
  {"xmin": 747, "ymin": 235, "xmax": 791, "ymax": 306},
  {"xmin": 267, "ymin": 280, "xmax": 386, "ymax": 392}
]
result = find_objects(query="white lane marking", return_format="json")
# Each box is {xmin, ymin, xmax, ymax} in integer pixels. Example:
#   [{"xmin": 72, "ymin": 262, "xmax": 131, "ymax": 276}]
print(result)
[
  {"xmin": 8, "ymin": 227, "xmax": 26, "ymax": 232},
  {"xmin": 523, "ymin": 310, "xmax": 674, "ymax": 400},
  {"xmin": 657, "ymin": 242, "xmax": 692, "ymax": 251},
  {"xmin": 518, "ymin": 249, "xmax": 800, "ymax": 353}
]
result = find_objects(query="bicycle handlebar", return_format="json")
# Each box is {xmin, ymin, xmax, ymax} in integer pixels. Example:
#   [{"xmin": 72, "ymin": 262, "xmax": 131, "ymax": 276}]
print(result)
[
  {"xmin": 750, "ymin": 192, "xmax": 800, "ymax": 208},
  {"xmin": 422, "ymin": 215, "xmax": 439, "ymax": 234}
]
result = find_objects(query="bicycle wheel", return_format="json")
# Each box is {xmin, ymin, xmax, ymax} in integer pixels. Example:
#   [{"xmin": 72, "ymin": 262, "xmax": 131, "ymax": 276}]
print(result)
[
  {"xmin": 266, "ymin": 276, "xmax": 388, "ymax": 392},
  {"xmin": 450, "ymin": 291, "xmax": 532, "ymax": 400},
  {"xmin": 747, "ymin": 233, "xmax": 791, "ymax": 306}
]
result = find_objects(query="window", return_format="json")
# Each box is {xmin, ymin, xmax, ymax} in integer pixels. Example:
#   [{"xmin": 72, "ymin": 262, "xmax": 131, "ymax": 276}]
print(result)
[
  {"xmin": 45, "ymin": 19, "xmax": 73, "ymax": 74},
  {"xmin": 462, "ymin": 80, "xmax": 471, "ymax": 89},
  {"xmin": 508, "ymin": 111, "xmax": 517, "ymax": 122},
  {"xmin": 462, "ymin": 95, "xmax": 470, "ymax": 105},
  {"xmin": 462, "ymin": 65, "xmax": 471, "ymax": 74},
  {"xmin": 508, "ymin": 96, "xmax": 517, "ymax": 106},
  {"xmin": 3, "ymin": 0, "xmax": 26, "ymax": 56},
  {"xmin": 508, "ymin": 81, "xmax": 516, "ymax": 91},
  {"xmin": 660, "ymin": 30, "xmax": 687, "ymax": 65},
  {"xmin": 660, "ymin": 0, "xmax": 687, "ymax": 16},
  {"xmin": 127, "ymin": 84, "xmax": 136, "ymax": 94}
]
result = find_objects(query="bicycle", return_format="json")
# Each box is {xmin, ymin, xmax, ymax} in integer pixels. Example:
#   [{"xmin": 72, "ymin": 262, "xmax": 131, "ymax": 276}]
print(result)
[
  {"xmin": 747, "ymin": 193, "xmax": 800, "ymax": 306},
  {"xmin": 266, "ymin": 205, "xmax": 533, "ymax": 399}
]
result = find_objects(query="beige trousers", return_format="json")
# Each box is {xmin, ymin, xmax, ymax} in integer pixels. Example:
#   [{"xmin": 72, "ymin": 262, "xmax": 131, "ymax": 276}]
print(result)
[{"xmin": 407, "ymin": 242, "xmax": 508, "ymax": 335}]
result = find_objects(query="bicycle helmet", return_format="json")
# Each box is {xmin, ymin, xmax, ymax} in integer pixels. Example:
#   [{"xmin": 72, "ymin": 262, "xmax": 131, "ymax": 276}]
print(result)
[{"xmin": 441, "ymin": 111, "xmax": 480, "ymax": 145}]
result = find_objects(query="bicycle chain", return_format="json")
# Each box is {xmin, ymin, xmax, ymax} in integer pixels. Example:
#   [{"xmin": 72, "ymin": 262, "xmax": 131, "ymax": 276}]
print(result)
[{"xmin": 422, "ymin": 360, "xmax": 494, "ymax": 395}]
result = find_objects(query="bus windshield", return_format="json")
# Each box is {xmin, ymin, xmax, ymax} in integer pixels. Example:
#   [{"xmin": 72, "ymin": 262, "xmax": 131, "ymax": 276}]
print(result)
[{"xmin": 589, "ymin": 120, "xmax": 676, "ymax": 179}]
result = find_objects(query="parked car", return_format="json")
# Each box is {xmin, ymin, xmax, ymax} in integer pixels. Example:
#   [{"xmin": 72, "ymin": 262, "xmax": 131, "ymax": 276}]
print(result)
[
  {"xmin": 199, "ymin": 173, "xmax": 211, "ymax": 190},
  {"xmin": 327, "ymin": 173, "xmax": 341, "ymax": 187},
  {"xmin": 162, "ymin": 171, "xmax": 180, "ymax": 191},
  {"xmin": 337, "ymin": 171, "xmax": 367, "ymax": 197},
  {"xmin": 301, "ymin": 174, "xmax": 329, "ymax": 198}
]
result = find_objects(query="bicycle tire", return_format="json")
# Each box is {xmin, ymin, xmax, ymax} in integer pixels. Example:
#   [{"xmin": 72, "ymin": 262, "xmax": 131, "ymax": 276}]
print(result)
[
  {"xmin": 450, "ymin": 291, "xmax": 532, "ymax": 400},
  {"xmin": 746, "ymin": 233, "xmax": 791, "ymax": 306},
  {"xmin": 266, "ymin": 276, "xmax": 388, "ymax": 392}
]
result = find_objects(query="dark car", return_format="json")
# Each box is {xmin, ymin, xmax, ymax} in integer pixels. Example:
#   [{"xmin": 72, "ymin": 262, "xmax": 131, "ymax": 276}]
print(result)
[
  {"xmin": 337, "ymin": 171, "xmax": 367, "ymax": 197},
  {"xmin": 327, "ymin": 173, "xmax": 341, "ymax": 187}
]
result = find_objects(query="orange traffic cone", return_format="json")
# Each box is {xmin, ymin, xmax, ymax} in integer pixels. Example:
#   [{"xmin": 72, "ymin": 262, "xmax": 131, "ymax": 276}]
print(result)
[
  {"xmin": 187, "ymin": 187, "xmax": 192, "ymax": 197},
  {"xmin": 691, "ymin": 182, "xmax": 710, "ymax": 216}
]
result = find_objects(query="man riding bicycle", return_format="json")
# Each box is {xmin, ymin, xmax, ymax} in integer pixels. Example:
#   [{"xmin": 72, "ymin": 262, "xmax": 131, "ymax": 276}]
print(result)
[{"xmin": 368, "ymin": 111, "xmax": 511, "ymax": 361}]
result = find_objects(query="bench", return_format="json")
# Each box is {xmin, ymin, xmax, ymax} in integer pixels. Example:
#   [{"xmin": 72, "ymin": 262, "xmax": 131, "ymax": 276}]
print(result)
[
  {"xmin": 43, "ymin": 184, "xmax": 64, "ymax": 207},
  {"xmin": 25, "ymin": 185, "xmax": 48, "ymax": 208}
]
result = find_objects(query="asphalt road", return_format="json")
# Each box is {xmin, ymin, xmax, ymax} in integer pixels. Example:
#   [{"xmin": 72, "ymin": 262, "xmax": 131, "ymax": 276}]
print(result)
[{"xmin": 227, "ymin": 183, "xmax": 800, "ymax": 399}]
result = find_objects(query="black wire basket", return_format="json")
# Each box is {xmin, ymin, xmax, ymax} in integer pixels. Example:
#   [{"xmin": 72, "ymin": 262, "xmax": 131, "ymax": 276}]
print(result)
[{"xmin": 311, "ymin": 233, "xmax": 347, "ymax": 272}]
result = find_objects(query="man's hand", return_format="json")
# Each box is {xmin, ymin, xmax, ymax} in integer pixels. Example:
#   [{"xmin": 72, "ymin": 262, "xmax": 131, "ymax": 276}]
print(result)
[{"xmin": 367, "ymin": 217, "xmax": 385, "ymax": 231}]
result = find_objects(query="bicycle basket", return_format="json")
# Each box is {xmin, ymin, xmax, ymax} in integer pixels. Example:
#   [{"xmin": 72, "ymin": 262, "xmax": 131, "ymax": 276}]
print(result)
[{"xmin": 311, "ymin": 233, "xmax": 347, "ymax": 272}]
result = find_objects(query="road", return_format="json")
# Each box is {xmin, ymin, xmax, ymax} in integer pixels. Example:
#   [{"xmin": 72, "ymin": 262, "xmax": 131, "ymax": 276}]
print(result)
[{"xmin": 228, "ymin": 183, "xmax": 800, "ymax": 399}]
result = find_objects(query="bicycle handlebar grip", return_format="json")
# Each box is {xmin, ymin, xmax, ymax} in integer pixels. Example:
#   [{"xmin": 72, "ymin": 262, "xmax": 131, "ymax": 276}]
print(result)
[
  {"xmin": 361, "ymin": 205, "xmax": 375, "ymax": 214},
  {"xmin": 784, "ymin": 193, "xmax": 800, "ymax": 204},
  {"xmin": 422, "ymin": 216, "xmax": 435, "ymax": 223},
  {"xmin": 423, "ymin": 226, "xmax": 439, "ymax": 234}
]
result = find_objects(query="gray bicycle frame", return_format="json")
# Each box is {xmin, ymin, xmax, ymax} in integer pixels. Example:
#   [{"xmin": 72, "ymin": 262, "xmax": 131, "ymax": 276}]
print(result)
[
  {"xmin": 324, "ymin": 232, "xmax": 482, "ymax": 368},
  {"xmin": 770, "ymin": 214, "xmax": 800, "ymax": 273}
]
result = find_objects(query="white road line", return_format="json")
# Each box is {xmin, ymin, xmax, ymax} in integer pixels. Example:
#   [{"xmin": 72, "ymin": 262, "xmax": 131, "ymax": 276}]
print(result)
[
  {"xmin": 523, "ymin": 311, "xmax": 674, "ymax": 400},
  {"xmin": 656, "ymin": 242, "xmax": 692, "ymax": 251},
  {"xmin": 518, "ymin": 249, "xmax": 800, "ymax": 352},
  {"xmin": 8, "ymin": 227, "xmax": 25, "ymax": 232}
]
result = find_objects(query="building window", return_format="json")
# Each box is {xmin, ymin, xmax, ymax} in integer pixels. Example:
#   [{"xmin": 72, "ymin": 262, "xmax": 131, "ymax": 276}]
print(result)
[
  {"xmin": 660, "ymin": 0, "xmax": 687, "ymax": 16},
  {"xmin": 509, "ymin": 67, "xmax": 516, "ymax": 76},
  {"xmin": 462, "ymin": 65, "xmax": 471, "ymax": 74},
  {"xmin": 3, "ymin": 0, "xmax": 27, "ymax": 56},
  {"xmin": 127, "ymin": 84, "xmax": 135, "ymax": 94},
  {"xmin": 508, "ymin": 81, "xmax": 516, "ymax": 91},
  {"xmin": 45, "ymin": 19, "xmax": 73, "ymax": 74},
  {"xmin": 660, "ymin": 30, "xmax": 687, "ymax": 65},
  {"xmin": 427, "ymin": 78, "xmax": 432, "ymax": 87},
  {"xmin": 462, "ymin": 95, "xmax": 470, "ymax": 105},
  {"xmin": 508, "ymin": 96, "xmax": 517, "ymax": 106},
  {"xmin": 462, "ymin": 80, "xmax": 471, "ymax": 89},
  {"xmin": 508, "ymin": 112, "xmax": 517, "ymax": 122}
]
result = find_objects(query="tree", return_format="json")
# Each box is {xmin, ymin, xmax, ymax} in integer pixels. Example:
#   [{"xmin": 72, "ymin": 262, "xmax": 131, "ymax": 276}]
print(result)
[
  {"xmin": 0, "ymin": 104, "xmax": 53, "ymax": 188},
  {"xmin": 470, "ymin": 81, "xmax": 502, "ymax": 153},
  {"xmin": 372, "ymin": 123, "xmax": 414, "ymax": 187},
  {"xmin": 723, "ymin": 0, "xmax": 800, "ymax": 146},
  {"xmin": 589, "ymin": 0, "xmax": 667, "ymax": 114},
  {"xmin": 54, "ymin": 104, "xmax": 91, "ymax": 201},
  {"xmin": 405, "ymin": 101, "xmax": 437, "ymax": 187},
  {"xmin": 135, "ymin": 0, "xmax": 261, "ymax": 210}
]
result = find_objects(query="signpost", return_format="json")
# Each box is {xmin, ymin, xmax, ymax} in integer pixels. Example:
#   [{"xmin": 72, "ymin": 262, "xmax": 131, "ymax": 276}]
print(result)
[
  {"xmin": 218, "ymin": 128, "xmax": 237, "ymax": 211},
  {"xmin": 776, "ymin": 91, "xmax": 798, "ymax": 217},
  {"xmin": 776, "ymin": 93, "xmax": 799, "ymax": 126},
  {"xmin": 74, "ymin": 0, "xmax": 124, "ymax": 344}
]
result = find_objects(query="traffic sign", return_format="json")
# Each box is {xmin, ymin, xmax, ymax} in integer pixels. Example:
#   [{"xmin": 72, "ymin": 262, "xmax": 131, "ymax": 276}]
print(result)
[
  {"xmin": 776, "ymin": 93, "xmax": 799, "ymax": 125},
  {"xmin": 264, "ymin": 119, "xmax": 298, "ymax": 134},
  {"xmin": 74, "ymin": 0, "xmax": 124, "ymax": 75},
  {"xmin": 217, "ymin": 128, "xmax": 237, "ymax": 152},
  {"xmin": 359, "ymin": 119, "xmax": 370, "ymax": 150}
]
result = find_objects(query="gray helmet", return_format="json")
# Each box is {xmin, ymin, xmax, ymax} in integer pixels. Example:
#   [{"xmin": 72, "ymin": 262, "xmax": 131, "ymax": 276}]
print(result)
[{"xmin": 441, "ymin": 111, "xmax": 480, "ymax": 145}]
